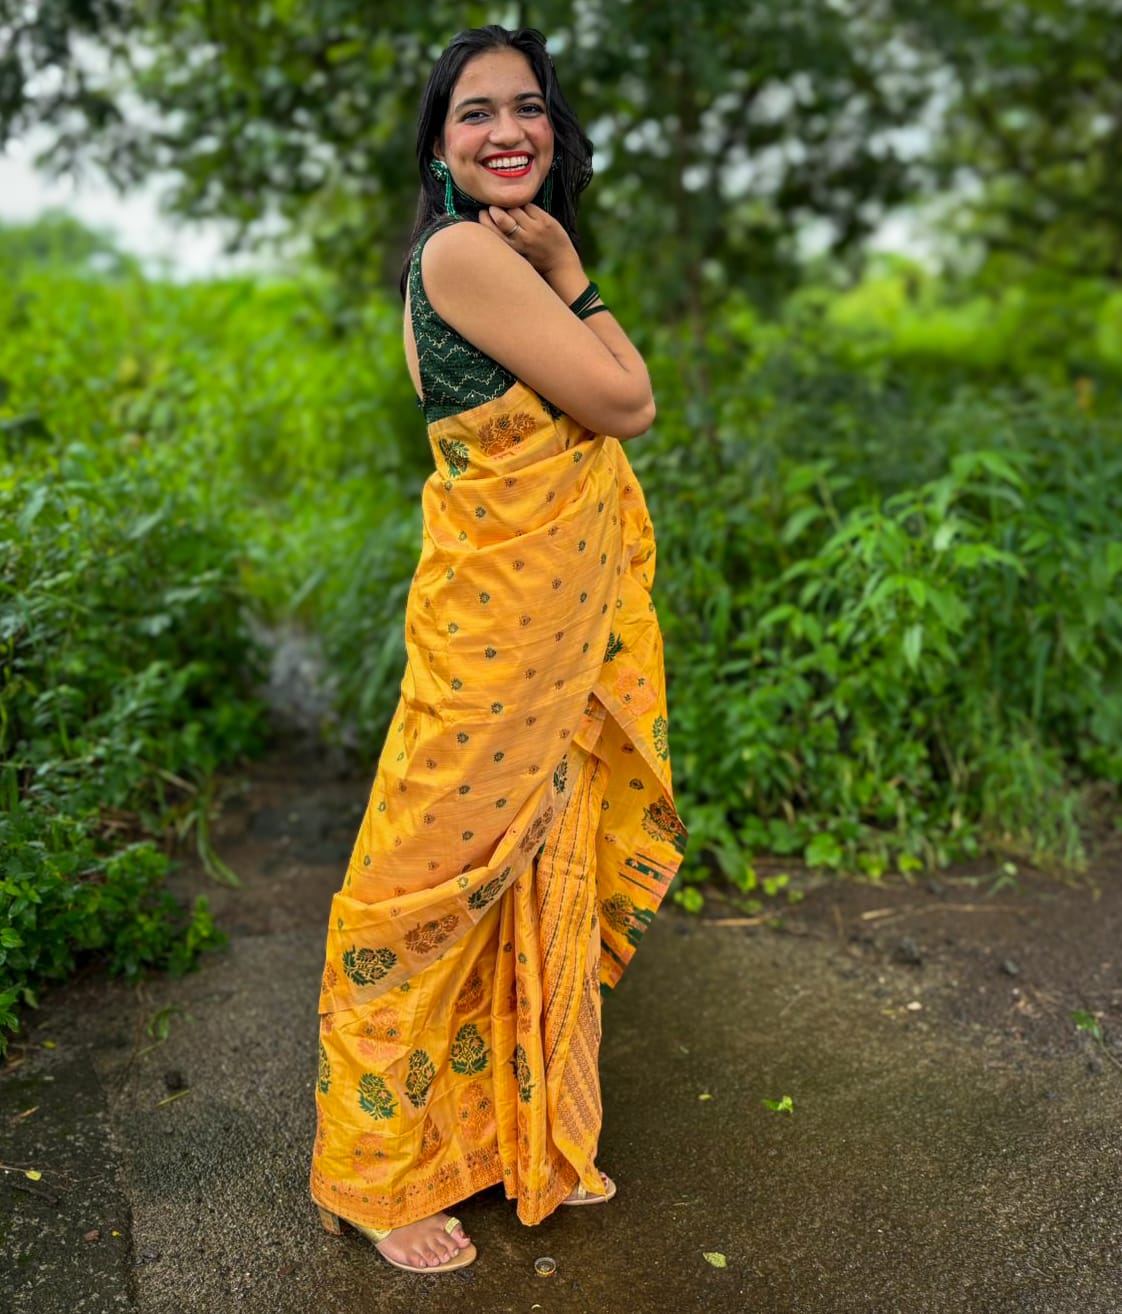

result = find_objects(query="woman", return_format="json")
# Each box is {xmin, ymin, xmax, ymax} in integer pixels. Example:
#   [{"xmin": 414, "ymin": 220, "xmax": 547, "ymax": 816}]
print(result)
[{"xmin": 310, "ymin": 25, "xmax": 685, "ymax": 1274}]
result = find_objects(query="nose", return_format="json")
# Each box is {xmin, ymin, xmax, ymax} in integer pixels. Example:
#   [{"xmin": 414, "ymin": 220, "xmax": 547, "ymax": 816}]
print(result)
[{"xmin": 488, "ymin": 109, "xmax": 526, "ymax": 147}]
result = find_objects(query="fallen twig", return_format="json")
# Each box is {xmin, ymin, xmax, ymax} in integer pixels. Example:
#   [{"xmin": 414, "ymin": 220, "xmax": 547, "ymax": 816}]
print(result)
[
  {"xmin": 155, "ymin": 1088, "xmax": 192, "ymax": 1108},
  {"xmin": 859, "ymin": 903, "xmax": 1022, "ymax": 922}
]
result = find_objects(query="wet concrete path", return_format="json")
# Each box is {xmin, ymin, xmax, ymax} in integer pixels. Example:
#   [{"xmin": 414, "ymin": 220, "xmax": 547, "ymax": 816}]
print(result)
[{"xmin": 3, "ymin": 756, "xmax": 1120, "ymax": 1313}]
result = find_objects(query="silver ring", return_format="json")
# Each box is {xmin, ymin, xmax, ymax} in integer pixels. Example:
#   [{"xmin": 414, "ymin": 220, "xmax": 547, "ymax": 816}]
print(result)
[{"xmin": 507, "ymin": 223, "xmax": 522, "ymax": 238}]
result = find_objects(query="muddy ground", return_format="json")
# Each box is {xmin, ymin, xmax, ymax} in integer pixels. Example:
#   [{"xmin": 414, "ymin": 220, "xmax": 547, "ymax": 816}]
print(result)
[{"xmin": 2, "ymin": 735, "xmax": 1120, "ymax": 1314}]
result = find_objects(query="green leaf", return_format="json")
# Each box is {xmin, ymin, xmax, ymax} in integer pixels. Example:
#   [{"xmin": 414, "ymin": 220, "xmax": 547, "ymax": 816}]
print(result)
[
  {"xmin": 703, "ymin": 1252, "xmax": 728, "ymax": 1268},
  {"xmin": 805, "ymin": 833, "xmax": 842, "ymax": 869},
  {"xmin": 1071, "ymin": 1010, "xmax": 1102, "ymax": 1041},
  {"xmin": 762, "ymin": 1095, "xmax": 794, "ymax": 1114},
  {"xmin": 674, "ymin": 886, "xmax": 704, "ymax": 914},
  {"xmin": 902, "ymin": 623, "xmax": 924, "ymax": 671}
]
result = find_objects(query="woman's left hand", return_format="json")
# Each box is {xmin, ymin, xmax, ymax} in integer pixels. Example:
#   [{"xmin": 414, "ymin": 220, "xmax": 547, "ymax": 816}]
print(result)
[{"xmin": 479, "ymin": 203, "xmax": 580, "ymax": 285}]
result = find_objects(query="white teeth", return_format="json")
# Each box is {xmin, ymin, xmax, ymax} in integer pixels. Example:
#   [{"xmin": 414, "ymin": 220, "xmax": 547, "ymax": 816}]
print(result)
[{"xmin": 486, "ymin": 155, "xmax": 530, "ymax": 170}]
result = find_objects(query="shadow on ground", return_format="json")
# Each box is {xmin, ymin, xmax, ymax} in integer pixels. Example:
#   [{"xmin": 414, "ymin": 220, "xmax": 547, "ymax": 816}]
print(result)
[{"xmin": 3, "ymin": 746, "xmax": 1120, "ymax": 1314}]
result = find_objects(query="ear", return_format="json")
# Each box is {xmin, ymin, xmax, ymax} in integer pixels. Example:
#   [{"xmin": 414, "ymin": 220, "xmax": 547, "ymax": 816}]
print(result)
[{"xmin": 432, "ymin": 139, "xmax": 445, "ymax": 163}]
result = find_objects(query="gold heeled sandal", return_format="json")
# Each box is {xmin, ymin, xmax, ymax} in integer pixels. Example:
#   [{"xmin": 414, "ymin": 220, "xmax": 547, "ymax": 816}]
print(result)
[
  {"xmin": 317, "ymin": 1205, "xmax": 477, "ymax": 1273},
  {"xmin": 561, "ymin": 1171, "xmax": 617, "ymax": 1206}
]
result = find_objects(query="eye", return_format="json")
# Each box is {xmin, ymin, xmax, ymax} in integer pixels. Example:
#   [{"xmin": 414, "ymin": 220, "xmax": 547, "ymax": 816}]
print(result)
[
  {"xmin": 462, "ymin": 110, "xmax": 488, "ymax": 122},
  {"xmin": 520, "ymin": 103, "xmax": 545, "ymax": 116}
]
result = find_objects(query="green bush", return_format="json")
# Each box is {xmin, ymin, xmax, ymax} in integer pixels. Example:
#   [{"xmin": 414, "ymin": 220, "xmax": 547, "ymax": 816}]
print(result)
[
  {"xmin": 0, "ymin": 792, "xmax": 224, "ymax": 1043},
  {"xmin": 0, "ymin": 439, "xmax": 263, "ymax": 1049},
  {"xmin": 638, "ymin": 321, "xmax": 1122, "ymax": 893}
]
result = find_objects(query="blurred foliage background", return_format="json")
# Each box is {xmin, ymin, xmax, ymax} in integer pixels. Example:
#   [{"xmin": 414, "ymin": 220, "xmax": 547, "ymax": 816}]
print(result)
[{"xmin": 1, "ymin": 1, "xmax": 1120, "ymax": 1041}]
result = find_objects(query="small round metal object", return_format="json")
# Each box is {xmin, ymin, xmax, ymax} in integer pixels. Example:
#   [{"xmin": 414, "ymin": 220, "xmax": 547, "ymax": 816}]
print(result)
[{"xmin": 534, "ymin": 1256, "xmax": 557, "ymax": 1277}]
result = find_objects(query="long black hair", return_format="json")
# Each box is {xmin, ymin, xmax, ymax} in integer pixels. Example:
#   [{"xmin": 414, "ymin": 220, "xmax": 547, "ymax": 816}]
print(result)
[{"xmin": 399, "ymin": 25, "xmax": 593, "ymax": 298}]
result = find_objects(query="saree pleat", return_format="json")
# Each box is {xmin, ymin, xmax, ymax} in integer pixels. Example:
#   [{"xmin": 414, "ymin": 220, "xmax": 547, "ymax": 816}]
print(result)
[{"xmin": 310, "ymin": 381, "xmax": 684, "ymax": 1230}]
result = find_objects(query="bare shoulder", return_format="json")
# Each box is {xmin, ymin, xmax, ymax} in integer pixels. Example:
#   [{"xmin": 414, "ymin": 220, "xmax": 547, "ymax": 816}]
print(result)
[{"xmin": 422, "ymin": 219, "xmax": 539, "ymax": 297}]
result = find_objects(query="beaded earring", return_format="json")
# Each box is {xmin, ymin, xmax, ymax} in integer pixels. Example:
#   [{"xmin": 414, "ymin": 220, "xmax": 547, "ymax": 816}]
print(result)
[
  {"xmin": 541, "ymin": 157, "xmax": 559, "ymax": 214},
  {"xmin": 430, "ymin": 159, "xmax": 456, "ymax": 216}
]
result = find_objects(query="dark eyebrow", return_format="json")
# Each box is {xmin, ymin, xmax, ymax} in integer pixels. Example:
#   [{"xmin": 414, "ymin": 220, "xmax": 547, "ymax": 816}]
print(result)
[{"xmin": 452, "ymin": 91, "xmax": 545, "ymax": 114}]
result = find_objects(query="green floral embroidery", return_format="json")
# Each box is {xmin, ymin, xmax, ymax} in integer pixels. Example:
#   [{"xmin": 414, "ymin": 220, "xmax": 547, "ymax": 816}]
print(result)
[
  {"xmin": 652, "ymin": 715, "xmax": 670, "ymax": 760},
  {"xmin": 512, "ymin": 1044, "xmax": 535, "ymax": 1103},
  {"xmin": 468, "ymin": 876, "xmax": 505, "ymax": 911},
  {"xmin": 358, "ymin": 1073, "xmax": 397, "ymax": 1119},
  {"xmin": 439, "ymin": 438, "xmax": 469, "ymax": 477},
  {"xmin": 601, "ymin": 892, "xmax": 636, "ymax": 932},
  {"xmin": 317, "ymin": 1041, "xmax": 331, "ymax": 1094},
  {"xmin": 341, "ymin": 946, "xmax": 397, "ymax": 987},
  {"xmin": 450, "ymin": 1023, "xmax": 489, "ymax": 1075},
  {"xmin": 405, "ymin": 1050, "xmax": 436, "ymax": 1108},
  {"xmin": 553, "ymin": 758, "xmax": 568, "ymax": 793}
]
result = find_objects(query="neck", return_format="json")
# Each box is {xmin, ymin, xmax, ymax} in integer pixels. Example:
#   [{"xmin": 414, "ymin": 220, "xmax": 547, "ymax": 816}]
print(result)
[{"xmin": 438, "ymin": 171, "xmax": 555, "ymax": 218}]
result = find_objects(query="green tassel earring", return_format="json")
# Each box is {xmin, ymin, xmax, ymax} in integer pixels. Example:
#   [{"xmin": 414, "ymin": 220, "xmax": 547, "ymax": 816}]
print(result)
[
  {"xmin": 541, "ymin": 158, "xmax": 559, "ymax": 214},
  {"xmin": 430, "ymin": 159, "xmax": 456, "ymax": 216}
]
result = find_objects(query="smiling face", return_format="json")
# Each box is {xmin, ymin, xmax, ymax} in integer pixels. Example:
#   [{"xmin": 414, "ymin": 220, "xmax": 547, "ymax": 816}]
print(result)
[{"xmin": 434, "ymin": 48, "xmax": 555, "ymax": 209}]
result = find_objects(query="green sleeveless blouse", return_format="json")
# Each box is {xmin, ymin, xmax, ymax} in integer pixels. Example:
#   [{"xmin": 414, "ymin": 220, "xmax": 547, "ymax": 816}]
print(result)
[{"xmin": 408, "ymin": 219, "xmax": 561, "ymax": 424}]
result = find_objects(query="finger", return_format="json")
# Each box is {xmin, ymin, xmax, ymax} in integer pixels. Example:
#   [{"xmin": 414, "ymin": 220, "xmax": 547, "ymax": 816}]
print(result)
[{"xmin": 486, "ymin": 205, "xmax": 521, "ymax": 238}]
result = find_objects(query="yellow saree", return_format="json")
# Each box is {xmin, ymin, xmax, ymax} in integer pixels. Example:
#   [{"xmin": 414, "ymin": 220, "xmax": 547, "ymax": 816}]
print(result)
[{"xmin": 309, "ymin": 272, "xmax": 685, "ymax": 1231}]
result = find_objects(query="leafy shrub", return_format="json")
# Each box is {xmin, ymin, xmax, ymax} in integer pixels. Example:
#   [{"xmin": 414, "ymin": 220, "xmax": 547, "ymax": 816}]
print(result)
[
  {"xmin": 0, "ymin": 441, "xmax": 262, "ymax": 1049},
  {"xmin": 637, "ymin": 326, "xmax": 1122, "ymax": 893},
  {"xmin": 0, "ymin": 790, "xmax": 225, "ymax": 1045}
]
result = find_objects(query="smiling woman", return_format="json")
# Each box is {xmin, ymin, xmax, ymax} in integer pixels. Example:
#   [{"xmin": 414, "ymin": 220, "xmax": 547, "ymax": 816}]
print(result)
[{"xmin": 308, "ymin": 25, "xmax": 684, "ymax": 1275}]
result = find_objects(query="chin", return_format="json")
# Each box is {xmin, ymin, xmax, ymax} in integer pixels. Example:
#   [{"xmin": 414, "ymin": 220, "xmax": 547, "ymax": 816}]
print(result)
[{"xmin": 471, "ymin": 172, "xmax": 543, "ymax": 210}]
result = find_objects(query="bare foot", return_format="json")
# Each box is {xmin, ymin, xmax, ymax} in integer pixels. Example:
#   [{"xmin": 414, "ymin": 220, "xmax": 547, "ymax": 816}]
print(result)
[{"xmin": 361, "ymin": 1212, "xmax": 474, "ymax": 1270}]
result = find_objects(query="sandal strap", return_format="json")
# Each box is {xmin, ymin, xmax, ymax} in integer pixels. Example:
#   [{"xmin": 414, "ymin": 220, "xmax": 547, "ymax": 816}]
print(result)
[{"xmin": 444, "ymin": 1216, "xmax": 462, "ymax": 1235}]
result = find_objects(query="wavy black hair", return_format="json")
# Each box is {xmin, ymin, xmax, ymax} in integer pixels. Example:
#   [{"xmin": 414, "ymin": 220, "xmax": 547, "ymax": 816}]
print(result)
[{"xmin": 399, "ymin": 25, "xmax": 593, "ymax": 298}]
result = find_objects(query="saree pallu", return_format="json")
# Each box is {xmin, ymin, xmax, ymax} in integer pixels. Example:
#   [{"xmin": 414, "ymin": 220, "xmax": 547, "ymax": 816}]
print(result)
[{"xmin": 310, "ymin": 382, "xmax": 685, "ymax": 1228}]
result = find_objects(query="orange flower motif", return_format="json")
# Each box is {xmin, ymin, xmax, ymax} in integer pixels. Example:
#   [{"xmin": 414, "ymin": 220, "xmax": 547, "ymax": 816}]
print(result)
[
  {"xmin": 404, "ymin": 912, "xmax": 460, "ymax": 955},
  {"xmin": 613, "ymin": 664, "xmax": 657, "ymax": 715},
  {"xmin": 352, "ymin": 1132, "xmax": 393, "ymax": 1182},
  {"xmin": 456, "ymin": 1081, "xmax": 496, "ymax": 1142},
  {"xmin": 416, "ymin": 1113, "xmax": 443, "ymax": 1167},
  {"xmin": 477, "ymin": 410, "xmax": 537, "ymax": 456},
  {"xmin": 355, "ymin": 1007, "xmax": 404, "ymax": 1061},
  {"xmin": 454, "ymin": 965, "xmax": 486, "ymax": 1014}
]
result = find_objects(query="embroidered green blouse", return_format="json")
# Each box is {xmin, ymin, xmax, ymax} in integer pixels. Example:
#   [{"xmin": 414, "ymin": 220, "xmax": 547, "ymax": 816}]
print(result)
[{"xmin": 408, "ymin": 219, "xmax": 561, "ymax": 424}]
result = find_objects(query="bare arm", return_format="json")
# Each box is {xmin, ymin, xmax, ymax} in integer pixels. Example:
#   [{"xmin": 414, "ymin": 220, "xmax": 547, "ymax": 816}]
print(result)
[{"xmin": 421, "ymin": 212, "xmax": 655, "ymax": 439}]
